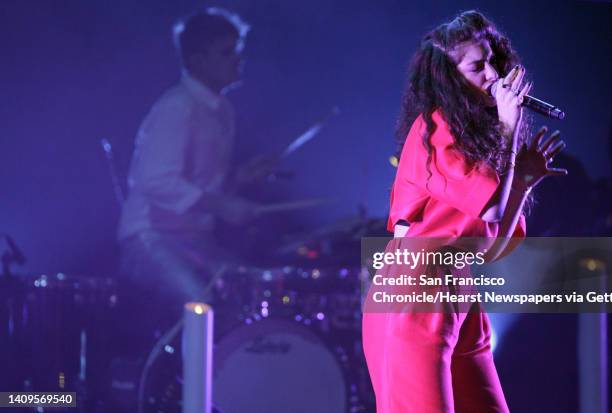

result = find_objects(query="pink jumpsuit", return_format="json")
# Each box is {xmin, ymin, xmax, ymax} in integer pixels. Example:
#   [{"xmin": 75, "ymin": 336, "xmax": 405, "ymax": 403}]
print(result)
[{"xmin": 362, "ymin": 111, "xmax": 525, "ymax": 412}]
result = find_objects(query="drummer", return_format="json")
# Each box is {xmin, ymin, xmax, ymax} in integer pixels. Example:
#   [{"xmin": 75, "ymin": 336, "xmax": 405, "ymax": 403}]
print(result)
[{"xmin": 118, "ymin": 8, "xmax": 272, "ymax": 306}]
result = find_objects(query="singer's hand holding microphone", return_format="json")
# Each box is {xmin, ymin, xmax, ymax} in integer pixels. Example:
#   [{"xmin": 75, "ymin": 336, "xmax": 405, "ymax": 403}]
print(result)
[
  {"xmin": 493, "ymin": 65, "xmax": 532, "ymax": 140},
  {"xmin": 491, "ymin": 65, "xmax": 568, "ymax": 191}
]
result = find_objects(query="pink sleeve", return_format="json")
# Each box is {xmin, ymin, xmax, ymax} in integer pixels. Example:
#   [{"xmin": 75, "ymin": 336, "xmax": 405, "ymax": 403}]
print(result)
[
  {"xmin": 494, "ymin": 214, "xmax": 527, "ymax": 260},
  {"xmin": 399, "ymin": 112, "xmax": 499, "ymax": 218}
]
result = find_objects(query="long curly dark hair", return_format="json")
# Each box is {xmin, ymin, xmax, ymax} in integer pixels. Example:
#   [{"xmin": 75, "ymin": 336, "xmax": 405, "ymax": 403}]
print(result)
[{"xmin": 396, "ymin": 10, "xmax": 530, "ymax": 176}]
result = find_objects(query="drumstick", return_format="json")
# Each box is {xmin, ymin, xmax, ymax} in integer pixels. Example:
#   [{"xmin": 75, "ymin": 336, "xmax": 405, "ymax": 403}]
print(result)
[
  {"xmin": 281, "ymin": 106, "xmax": 340, "ymax": 158},
  {"xmin": 100, "ymin": 138, "xmax": 125, "ymax": 205},
  {"xmin": 254, "ymin": 199, "xmax": 332, "ymax": 215}
]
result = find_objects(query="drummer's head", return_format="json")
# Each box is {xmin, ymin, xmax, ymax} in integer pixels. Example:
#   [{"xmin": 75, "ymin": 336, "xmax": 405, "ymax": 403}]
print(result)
[{"xmin": 174, "ymin": 8, "xmax": 249, "ymax": 94}]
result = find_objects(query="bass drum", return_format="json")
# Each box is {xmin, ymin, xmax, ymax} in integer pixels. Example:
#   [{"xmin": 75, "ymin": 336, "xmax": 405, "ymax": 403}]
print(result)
[{"xmin": 213, "ymin": 318, "xmax": 347, "ymax": 413}]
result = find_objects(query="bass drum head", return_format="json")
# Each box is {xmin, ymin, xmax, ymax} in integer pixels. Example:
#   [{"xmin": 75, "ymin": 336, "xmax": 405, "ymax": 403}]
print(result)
[{"xmin": 213, "ymin": 318, "xmax": 346, "ymax": 413}]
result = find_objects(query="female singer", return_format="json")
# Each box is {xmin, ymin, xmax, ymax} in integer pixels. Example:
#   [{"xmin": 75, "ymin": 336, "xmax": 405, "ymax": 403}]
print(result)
[{"xmin": 362, "ymin": 10, "xmax": 566, "ymax": 412}]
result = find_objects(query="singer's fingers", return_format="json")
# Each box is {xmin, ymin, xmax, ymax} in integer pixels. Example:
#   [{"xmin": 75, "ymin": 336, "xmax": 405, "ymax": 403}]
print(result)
[
  {"xmin": 546, "ymin": 141, "xmax": 566, "ymax": 161},
  {"xmin": 546, "ymin": 167, "xmax": 568, "ymax": 176},
  {"xmin": 530, "ymin": 126, "xmax": 548, "ymax": 151},
  {"xmin": 539, "ymin": 130, "xmax": 561, "ymax": 154},
  {"xmin": 510, "ymin": 66, "xmax": 525, "ymax": 92},
  {"xmin": 502, "ymin": 65, "xmax": 520, "ymax": 86},
  {"xmin": 517, "ymin": 81, "xmax": 532, "ymax": 104}
]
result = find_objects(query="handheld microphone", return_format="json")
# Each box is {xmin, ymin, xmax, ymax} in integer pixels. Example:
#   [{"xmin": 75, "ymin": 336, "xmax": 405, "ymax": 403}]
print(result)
[{"xmin": 490, "ymin": 82, "xmax": 565, "ymax": 120}]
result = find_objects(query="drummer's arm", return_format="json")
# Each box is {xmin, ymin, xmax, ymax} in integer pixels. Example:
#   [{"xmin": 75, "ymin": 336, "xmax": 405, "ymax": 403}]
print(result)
[{"xmin": 192, "ymin": 193, "xmax": 258, "ymax": 226}]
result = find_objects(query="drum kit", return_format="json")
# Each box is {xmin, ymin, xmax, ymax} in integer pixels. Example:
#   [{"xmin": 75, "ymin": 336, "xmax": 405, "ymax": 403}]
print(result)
[
  {"xmin": 1, "ymin": 225, "xmax": 379, "ymax": 413},
  {"xmin": 143, "ymin": 265, "xmax": 373, "ymax": 413}
]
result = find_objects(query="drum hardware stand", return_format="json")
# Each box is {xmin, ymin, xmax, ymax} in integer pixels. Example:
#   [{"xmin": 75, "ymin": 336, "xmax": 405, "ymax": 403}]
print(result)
[
  {"xmin": 74, "ymin": 329, "xmax": 88, "ymax": 413},
  {"xmin": 1, "ymin": 233, "xmax": 26, "ymax": 277},
  {"xmin": 137, "ymin": 318, "xmax": 184, "ymax": 413},
  {"xmin": 578, "ymin": 258, "xmax": 608, "ymax": 413}
]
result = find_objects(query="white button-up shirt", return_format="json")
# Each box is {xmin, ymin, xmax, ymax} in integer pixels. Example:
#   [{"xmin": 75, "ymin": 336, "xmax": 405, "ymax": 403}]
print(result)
[{"xmin": 118, "ymin": 74, "xmax": 235, "ymax": 240}]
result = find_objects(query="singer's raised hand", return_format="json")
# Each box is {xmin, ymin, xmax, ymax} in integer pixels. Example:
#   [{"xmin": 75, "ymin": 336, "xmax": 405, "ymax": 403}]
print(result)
[
  {"xmin": 494, "ymin": 65, "xmax": 532, "ymax": 140},
  {"xmin": 514, "ymin": 126, "xmax": 568, "ymax": 191}
]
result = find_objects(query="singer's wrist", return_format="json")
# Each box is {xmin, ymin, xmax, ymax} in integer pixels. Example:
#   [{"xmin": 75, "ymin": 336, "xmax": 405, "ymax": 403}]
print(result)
[
  {"xmin": 511, "ymin": 185, "xmax": 531, "ymax": 195},
  {"xmin": 511, "ymin": 176, "xmax": 532, "ymax": 195},
  {"xmin": 499, "ymin": 121, "xmax": 516, "ymax": 142}
]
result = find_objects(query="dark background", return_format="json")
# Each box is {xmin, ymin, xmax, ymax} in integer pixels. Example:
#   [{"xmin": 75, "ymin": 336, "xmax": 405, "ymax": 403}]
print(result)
[
  {"xmin": 1, "ymin": 0, "xmax": 610, "ymax": 274},
  {"xmin": 1, "ymin": 1, "xmax": 610, "ymax": 411}
]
